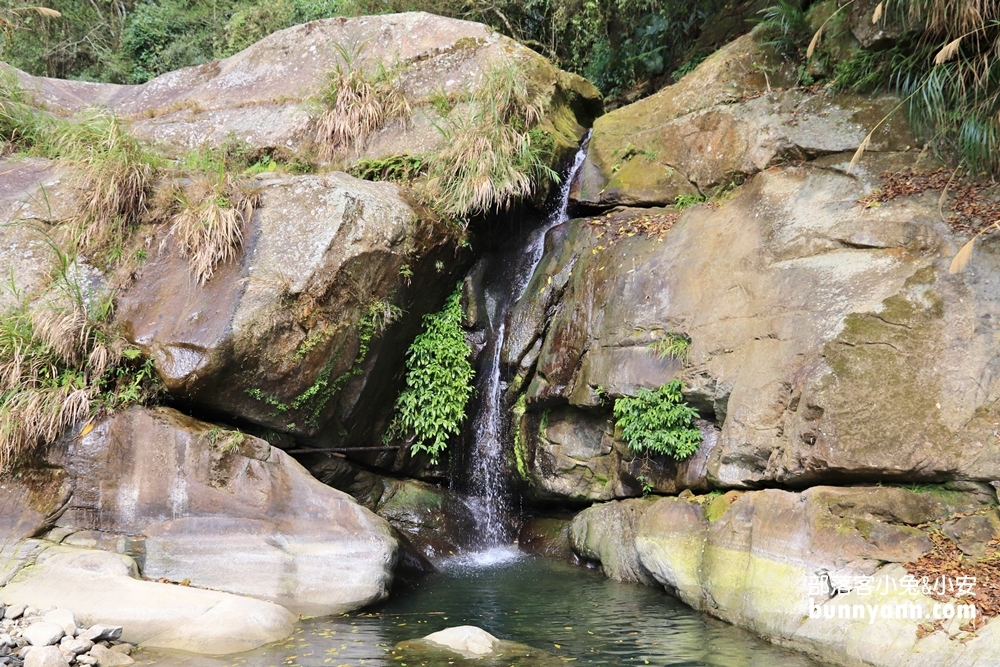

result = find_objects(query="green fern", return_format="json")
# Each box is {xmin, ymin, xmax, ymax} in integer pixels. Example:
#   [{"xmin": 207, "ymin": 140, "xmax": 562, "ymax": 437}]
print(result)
[{"xmin": 613, "ymin": 380, "xmax": 701, "ymax": 461}]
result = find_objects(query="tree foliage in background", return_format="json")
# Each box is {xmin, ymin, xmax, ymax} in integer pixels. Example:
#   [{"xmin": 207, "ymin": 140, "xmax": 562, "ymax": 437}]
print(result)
[
  {"xmin": 1, "ymin": 0, "xmax": 730, "ymax": 98},
  {"xmin": 389, "ymin": 284, "xmax": 474, "ymax": 464},
  {"xmin": 759, "ymin": 0, "xmax": 1000, "ymax": 176},
  {"xmin": 613, "ymin": 379, "xmax": 701, "ymax": 460}
]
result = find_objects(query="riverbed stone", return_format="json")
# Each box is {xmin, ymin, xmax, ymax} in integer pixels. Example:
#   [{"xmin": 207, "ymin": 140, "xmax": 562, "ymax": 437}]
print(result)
[
  {"xmin": 78, "ymin": 626, "xmax": 122, "ymax": 644},
  {"xmin": 41, "ymin": 611, "xmax": 76, "ymax": 638},
  {"xmin": 58, "ymin": 638, "xmax": 92, "ymax": 656},
  {"xmin": 88, "ymin": 645, "xmax": 134, "ymax": 667},
  {"xmin": 21, "ymin": 624, "xmax": 63, "ymax": 647},
  {"xmin": 396, "ymin": 626, "xmax": 563, "ymax": 666},
  {"xmin": 0, "ymin": 545, "xmax": 294, "ymax": 654},
  {"xmin": 44, "ymin": 406, "xmax": 398, "ymax": 616},
  {"xmin": 424, "ymin": 626, "xmax": 498, "ymax": 657},
  {"xmin": 23, "ymin": 646, "xmax": 69, "ymax": 667}
]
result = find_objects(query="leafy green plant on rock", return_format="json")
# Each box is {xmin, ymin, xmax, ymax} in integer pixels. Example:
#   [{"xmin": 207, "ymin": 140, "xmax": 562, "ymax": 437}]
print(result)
[
  {"xmin": 613, "ymin": 379, "xmax": 701, "ymax": 461},
  {"xmin": 388, "ymin": 284, "xmax": 474, "ymax": 464}
]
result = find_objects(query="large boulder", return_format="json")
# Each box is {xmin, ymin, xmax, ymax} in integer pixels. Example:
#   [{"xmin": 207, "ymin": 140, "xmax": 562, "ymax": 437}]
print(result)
[
  {"xmin": 626, "ymin": 486, "xmax": 1000, "ymax": 667},
  {"xmin": 507, "ymin": 151, "xmax": 1000, "ymax": 492},
  {"xmin": 17, "ymin": 13, "xmax": 601, "ymax": 166},
  {"xmin": 117, "ymin": 170, "xmax": 458, "ymax": 450},
  {"xmin": 570, "ymin": 31, "xmax": 911, "ymax": 208},
  {"xmin": 44, "ymin": 406, "xmax": 398, "ymax": 615},
  {"xmin": 1, "ymin": 544, "xmax": 295, "ymax": 654},
  {"xmin": 568, "ymin": 498, "xmax": 657, "ymax": 585},
  {"xmin": 9, "ymin": 11, "xmax": 602, "ymax": 463}
]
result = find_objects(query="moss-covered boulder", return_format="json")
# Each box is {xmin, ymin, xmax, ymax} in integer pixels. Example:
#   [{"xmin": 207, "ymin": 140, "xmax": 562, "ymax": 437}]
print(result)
[
  {"xmin": 571, "ymin": 30, "xmax": 914, "ymax": 208},
  {"xmin": 568, "ymin": 497, "xmax": 658, "ymax": 585},
  {"xmin": 622, "ymin": 485, "xmax": 1000, "ymax": 667},
  {"xmin": 507, "ymin": 146, "xmax": 1000, "ymax": 493}
]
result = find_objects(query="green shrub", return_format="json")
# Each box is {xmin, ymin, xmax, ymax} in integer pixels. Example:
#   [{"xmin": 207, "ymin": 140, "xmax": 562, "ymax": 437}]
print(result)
[
  {"xmin": 349, "ymin": 154, "xmax": 427, "ymax": 182},
  {"xmin": 613, "ymin": 379, "xmax": 701, "ymax": 460},
  {"xmin": 389, "ymin": 284, "xmax": 474, "ymax": 464}
]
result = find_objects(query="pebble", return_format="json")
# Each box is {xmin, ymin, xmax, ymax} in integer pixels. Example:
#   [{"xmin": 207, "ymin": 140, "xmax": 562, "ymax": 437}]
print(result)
[
  {"xmin": 78, "ymin": 627, "xmax": 121, "ymax": 644},
  {"xmin": 88, "ymin": 646, "xmax": 134, "ymax": 667},
  {"xmin": 2, "ymin": 608, "xmax": 24, "ymax": 622},
  {"xmin": 58, "ymin": 638, "xmax": 92, "ymax": 656},
  {"xmin": 40, "ymin": 613, "xmax": 75, "ymax": 640}
]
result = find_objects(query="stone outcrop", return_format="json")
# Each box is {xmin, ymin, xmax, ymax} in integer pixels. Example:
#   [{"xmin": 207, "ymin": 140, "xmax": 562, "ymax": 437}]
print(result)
[
  {"xmin": 43, "ymin": 406, "xmax": 398, "ymax": 616},
  {"xmin": 0, "ymin": 159, "xmax": 78, "ymax": 311},
  {"xmin": 6, "ymin": 11, "xmax": 601, "ymax": 460},
  {"xmin": 117, "ymin": 169, "xmax": 457, "ymax": 449},
  {"xmin": 573, "ymin": 486, "xmax": 1000, "ymax": 667},
  {"xmin": 1, "ymin": 545, "xmax": 294, "ymax": 654},
  {"xmin": 570, "ymin": 30, "xmax": 911, "ymax": 208},
  {"xmin": 507, "ymin": 30, "xmax": 1000, "ymax": 497},
  {"xmin": 17, "ymin": 13, "xmax": 600, "ymax": 167}
]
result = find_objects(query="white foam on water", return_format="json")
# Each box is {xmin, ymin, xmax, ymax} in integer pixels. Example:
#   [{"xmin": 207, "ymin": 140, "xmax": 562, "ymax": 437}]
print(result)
[{"xmin": 438, "ymin": 546, "xmax": 527, "ymax": 572}]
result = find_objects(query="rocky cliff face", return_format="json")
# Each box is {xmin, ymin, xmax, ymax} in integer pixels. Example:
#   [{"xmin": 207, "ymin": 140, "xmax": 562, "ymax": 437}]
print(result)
[
  {"xmin": 502, "ymin": 25, "xmax": 1000, "ymax": 667},
  {"xmin": 0, "ymin": 11, "xmax": 599, "ymax": 654}
]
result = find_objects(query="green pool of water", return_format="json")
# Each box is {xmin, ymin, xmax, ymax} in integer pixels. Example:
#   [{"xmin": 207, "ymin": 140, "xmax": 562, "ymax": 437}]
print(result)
[{"xmin": 138, "ymin": 549, "xmax": 826, "ymax": 667}]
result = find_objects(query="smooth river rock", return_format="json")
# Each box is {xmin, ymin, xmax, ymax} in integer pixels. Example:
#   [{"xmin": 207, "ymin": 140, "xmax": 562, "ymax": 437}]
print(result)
[
  {"xmin": 396, "ymin": 625, "xmax": 563, "ymax": 666},
  {"xmin": 573, "ymin": 486, "xmax": 1000, "ymax": 667},
  {"xmin": 42, "ymin": 406, "xmax": 398, "ymax": 615},
  {"xmin": 1, "ymin": 545, "xmax": 295, "ymax": 655}
]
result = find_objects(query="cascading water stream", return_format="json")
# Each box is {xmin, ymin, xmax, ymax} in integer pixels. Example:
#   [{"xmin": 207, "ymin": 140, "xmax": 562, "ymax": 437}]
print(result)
[{"xmin": 464, "ymin": 133, "xmax": 591, "ymax": 549}]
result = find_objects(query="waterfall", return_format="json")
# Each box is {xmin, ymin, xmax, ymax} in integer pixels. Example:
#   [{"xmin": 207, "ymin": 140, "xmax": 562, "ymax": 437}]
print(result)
[{"xmin": 464, "ymin": 134, "xmax": 591, "ymax": 548}]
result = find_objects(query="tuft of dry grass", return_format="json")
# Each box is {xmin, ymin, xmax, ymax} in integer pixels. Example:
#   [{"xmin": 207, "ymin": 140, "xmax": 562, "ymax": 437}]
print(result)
[
  {"xmin": 314, "ymin": 42, "xmax": 409, "ymax": 161},
  {"xmin": 38, "ymin": 110, "xmax": 156, "ymax": 258},
  {"xmin": 432, "ymin": 58, "xmax": 558, "ymax": 218},
  {"xmin": 0, "ymin": 256, "xmax": 158, "ymax": 470},
  {"xmin": 170, "ymin": 174, "xmax": 260, "ymax": 285}
]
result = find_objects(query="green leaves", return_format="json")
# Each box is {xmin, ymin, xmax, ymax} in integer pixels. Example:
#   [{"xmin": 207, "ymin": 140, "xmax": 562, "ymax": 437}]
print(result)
[
  {"xmin": 613, "ymin": 380, "xmax": 701, "ymax": 461},
  {"xmin": 390, "ymin": 284, "xmax": 474, "ymax": 464}
]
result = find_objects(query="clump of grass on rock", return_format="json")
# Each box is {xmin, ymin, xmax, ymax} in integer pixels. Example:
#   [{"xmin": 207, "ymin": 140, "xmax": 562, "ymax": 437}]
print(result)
[
  {"xmin": 314, "ymin": 41, "xmax": 410, "ymax": 160},
  {"xmin": 169, "ymin": 173, "xmax": 260, "ymax": 284},
  {"xmin": 432, "ymin": 58, "xmax": 558, "ymax": 218}
]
